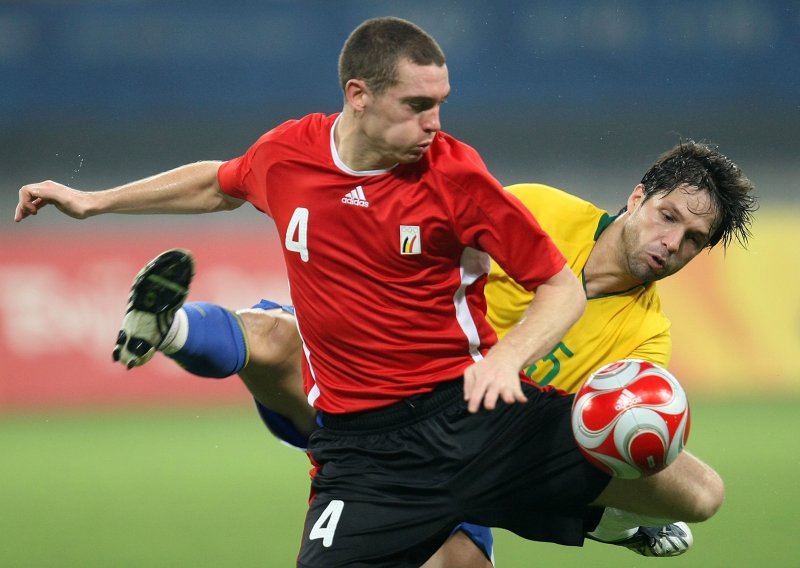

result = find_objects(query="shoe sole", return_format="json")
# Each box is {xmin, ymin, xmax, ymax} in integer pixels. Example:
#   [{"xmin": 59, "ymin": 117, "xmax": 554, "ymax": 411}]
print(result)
[{"xmin": 129, "ymin": 249, "xmax": 195, "ymax": 314}]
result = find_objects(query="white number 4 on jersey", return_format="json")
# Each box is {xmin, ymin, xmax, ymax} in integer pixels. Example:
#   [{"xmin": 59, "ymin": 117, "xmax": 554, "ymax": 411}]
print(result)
[{"xmin": 285, "ymin": 207, "xmax": 310, "ymax": 262}]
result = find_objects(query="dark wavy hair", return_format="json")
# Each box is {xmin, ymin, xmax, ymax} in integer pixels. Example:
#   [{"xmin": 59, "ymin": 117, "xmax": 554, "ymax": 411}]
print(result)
[
  {"xmin": 628, "ymin": 140, "xmax": 757, "ymax": 249},
  {"xmin": 338, "ymin": 17, "xmax": 446, "ymax": 96}
]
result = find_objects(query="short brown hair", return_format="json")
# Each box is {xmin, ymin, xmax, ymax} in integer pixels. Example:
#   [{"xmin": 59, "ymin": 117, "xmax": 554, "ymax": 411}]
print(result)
[{"xmin": 338, "ymin": 17, "xmax": 446, "ymax": 95}]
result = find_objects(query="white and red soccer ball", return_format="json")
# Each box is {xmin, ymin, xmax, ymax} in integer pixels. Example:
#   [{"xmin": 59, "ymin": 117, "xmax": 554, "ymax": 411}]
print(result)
[{"xmin": 571, "ymin": 359, "xmax": 691, "ymax": 479}]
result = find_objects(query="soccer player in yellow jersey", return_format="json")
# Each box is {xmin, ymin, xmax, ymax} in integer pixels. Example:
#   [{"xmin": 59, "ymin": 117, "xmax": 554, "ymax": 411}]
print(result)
[
  {"xmin": 486, "ymin": 182, "xmax": 673, "ymax": 393},
  {"xmin": 96, "ymin": 140, "xmax": 757, "ymax": 567}
]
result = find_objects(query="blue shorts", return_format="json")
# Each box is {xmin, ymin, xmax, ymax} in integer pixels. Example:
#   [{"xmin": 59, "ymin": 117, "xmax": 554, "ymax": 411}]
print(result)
[{"xmin": 251, "ymin": 300, "xmax": 494, "ymax": 563}]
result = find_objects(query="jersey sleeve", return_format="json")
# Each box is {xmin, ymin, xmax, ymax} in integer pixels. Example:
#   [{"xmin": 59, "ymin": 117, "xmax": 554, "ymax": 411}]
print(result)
[
  {"xmin": 217, "ymin": 118, "xmax": 305, "ymax": 216},
  {"xmin": 485, "ymin": 260, "xmax": 534, "ymax": 339},
  {"xmin": 442, "ymin": 150, "xmax": 566, "ymax": 291},
  {"xmin": 217, "ymin": 134, "xmax": 272, "ymax": 216},
  {"xmin": 627, "ymin": 328, "xmax": 672, "ymax": 368}
]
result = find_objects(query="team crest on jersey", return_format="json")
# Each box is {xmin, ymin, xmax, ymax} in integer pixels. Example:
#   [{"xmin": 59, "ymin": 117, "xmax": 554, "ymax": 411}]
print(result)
[
  {"xmin": 341, "ymin": 186, "xmax": 369, "ymax": 207},
  {"xmin": 400, "ymin": 225, "xmax": 421, "ymax": 255}
]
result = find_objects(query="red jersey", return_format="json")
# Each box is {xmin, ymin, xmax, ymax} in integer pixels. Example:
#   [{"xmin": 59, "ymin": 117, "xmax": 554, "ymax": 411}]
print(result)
[{"xmin": 218, "ymin": 113, "xmax": 565, "ymax": 413}]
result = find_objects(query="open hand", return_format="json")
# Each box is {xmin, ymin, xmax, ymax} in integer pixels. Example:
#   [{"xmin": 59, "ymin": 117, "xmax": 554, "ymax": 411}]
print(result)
[{"xmin": 463, "ymin": 357, "xmax": 528, "ymax": 413}]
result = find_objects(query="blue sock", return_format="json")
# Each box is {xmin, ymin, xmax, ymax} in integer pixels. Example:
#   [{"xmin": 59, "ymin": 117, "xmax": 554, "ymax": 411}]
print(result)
[{"xmin": 169, "ymin": 302, "xmax": 248, "ymax": 378}]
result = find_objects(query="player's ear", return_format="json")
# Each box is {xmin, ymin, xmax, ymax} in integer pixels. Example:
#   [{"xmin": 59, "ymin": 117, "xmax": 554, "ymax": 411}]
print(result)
[
  {"xmin": 627, "ymin": 184, "xmax": 646, "ymax": 212},
  {"xmin": 344, "ymin": 79, "xmax": 370, "ymax": 112}
]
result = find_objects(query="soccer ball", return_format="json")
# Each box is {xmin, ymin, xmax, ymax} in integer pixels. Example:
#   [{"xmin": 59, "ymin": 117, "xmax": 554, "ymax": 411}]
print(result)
[{"xmin": 571, "ymin": 359, "xmax": 690, "ymax": 479}]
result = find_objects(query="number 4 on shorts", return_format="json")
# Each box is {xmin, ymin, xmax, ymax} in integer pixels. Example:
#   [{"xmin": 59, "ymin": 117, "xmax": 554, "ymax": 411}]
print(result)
[{"xmin": 309, "ymin": 499, "xmax": 344, "ymax": 547}]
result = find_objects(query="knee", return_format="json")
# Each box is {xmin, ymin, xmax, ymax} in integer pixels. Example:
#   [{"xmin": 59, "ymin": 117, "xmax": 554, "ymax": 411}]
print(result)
[
  {"xmin": 238, "ymin": 310, "xmax": 273, "ymax": 345},
  {"xmin": 685, "ymin": 469, "xmax": 725, "ymax": 522},
  {"xmin": 597, "ymin": 452, "xmax": 726, "ymax": 523},
  {"xmin": 237, "ymin": 309, "xmax": 300, "ymax": 367}
]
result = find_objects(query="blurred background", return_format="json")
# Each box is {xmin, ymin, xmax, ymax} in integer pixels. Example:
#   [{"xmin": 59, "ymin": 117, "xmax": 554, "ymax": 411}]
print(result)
[{"xmin": 1, "ymin": 1, "xmax": 798, "ymax": 566}]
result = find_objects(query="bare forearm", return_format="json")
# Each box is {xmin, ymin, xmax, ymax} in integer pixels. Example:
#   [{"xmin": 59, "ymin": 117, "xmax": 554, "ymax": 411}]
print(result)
[
  {"xmin": 16, "ymin": 160, "xmax": 242, "ymax": 222},
  {"xmin": 85, "ymin": 161, "xmax": 239, "ymax": 216},
  {"xmin": 488, "ymin": 264, "xmax": 585, "ymax": 370},
  {"xmin": 462, "ymin": 265, "xmax": 585, "ymax": 413}
]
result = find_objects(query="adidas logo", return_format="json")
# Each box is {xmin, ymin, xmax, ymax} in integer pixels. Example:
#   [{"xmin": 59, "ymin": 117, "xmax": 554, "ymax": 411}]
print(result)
[
  {"xmin": 614, "ymin": 388, "xmax": 642, "ymax": 411},
  {"xmin": 341, "ymin": 185, "xmax": 369, "ymax": 208}
]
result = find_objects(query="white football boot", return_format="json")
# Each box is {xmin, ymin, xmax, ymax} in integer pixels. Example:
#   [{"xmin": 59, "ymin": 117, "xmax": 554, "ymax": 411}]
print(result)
[
  {"xmin": 112, "ymin": 249, "xmax": 194, "ymax": 369},
  {"xmin": 588, "ymin": 522, "xmax": 693, "ymax": 557}
]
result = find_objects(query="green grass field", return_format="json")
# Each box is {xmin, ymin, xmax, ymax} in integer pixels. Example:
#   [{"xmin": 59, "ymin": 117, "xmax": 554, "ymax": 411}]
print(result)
[{"xmin": 2, "ymin": 396, "xmax": 798, "ymax": 567}]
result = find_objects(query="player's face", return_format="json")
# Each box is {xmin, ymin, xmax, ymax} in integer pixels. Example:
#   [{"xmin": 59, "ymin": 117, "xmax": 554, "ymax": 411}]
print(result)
[
  {"xmin": 360, "ymin": 60, "xmax": 449, "ymax": 167},
  {"xmin": 621, "ymin": 184, "xmax": 718, "ymax": 282}
]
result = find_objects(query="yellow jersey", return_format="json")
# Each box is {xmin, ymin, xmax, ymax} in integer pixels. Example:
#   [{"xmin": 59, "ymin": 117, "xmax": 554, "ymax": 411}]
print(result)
[{"xmin": 486, "ymin": 184, "xmax": 671, "ymax": 393}]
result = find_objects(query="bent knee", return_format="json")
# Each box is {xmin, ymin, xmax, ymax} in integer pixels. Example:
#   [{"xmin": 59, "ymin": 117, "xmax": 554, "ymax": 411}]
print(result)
[
  {"xmin": 670, "ymin": 451, "xmax": 726, "ymax": 522},
  {"xmin": 672, "ymin": 467, "xmax": 724, "ymax": 522},
  {"xmin": 237, "ymin": 309, "xmax": 301, "ymax": 366},
  {"xmin": 596, "ymin": 457, "xmax": 726, "ymax": 522},
  {"xmin": 686, "ymin": 475, "xmax": 725, "ymax": 522}
]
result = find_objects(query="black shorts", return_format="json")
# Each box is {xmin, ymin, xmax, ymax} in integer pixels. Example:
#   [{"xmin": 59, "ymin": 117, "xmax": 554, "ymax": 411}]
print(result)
[{"xmin": 297, "ymin": 378, "xmax": 611, "ymax": 567}]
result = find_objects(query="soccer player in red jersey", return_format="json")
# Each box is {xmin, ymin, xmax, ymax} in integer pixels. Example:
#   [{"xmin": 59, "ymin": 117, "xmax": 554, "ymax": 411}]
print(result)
[
  {"xmin": 104, "ymin": 140, "xmax": 756, "ymax": 566},
  {"xmin": 16, "ymin": 17, "xmax": 735, "ymax": 567}
]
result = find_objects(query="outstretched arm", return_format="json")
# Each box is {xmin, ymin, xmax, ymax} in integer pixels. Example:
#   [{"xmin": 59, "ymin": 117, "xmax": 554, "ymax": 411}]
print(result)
[
  {"xmin": 463, "ymin": 264, "xmax": 585, "ymax": 413},
  {"xmin": 15, "ymin": 160, "xmax": 243, "ymax": 222}
]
